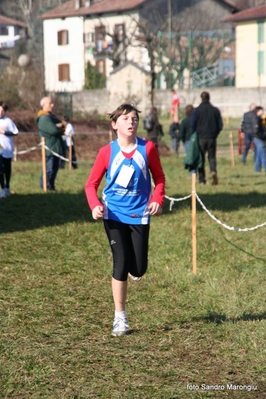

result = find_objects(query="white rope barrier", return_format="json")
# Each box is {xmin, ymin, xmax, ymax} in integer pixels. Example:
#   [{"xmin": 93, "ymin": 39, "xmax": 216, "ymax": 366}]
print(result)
[
  {"xmin": 43, "ymin": 145, "xmax": 71, "ymax": 163},
  {"xmin": 16, "ymin": 143, "xmax": 42, "ymax": 155},
  {"xmin": 43, "ymin": 145, "xmax": 93, "ymax": 166},
  {"xmin": 167, "ymin": 190, "xmax": 266, "ymax": 232},
  {"xmin": 195, "ymin": 193, "xmax": 266, "ymax": 232},
  {"xmin": 15, "ymin": 142, "xmax": 92, "ymax": 166},
  {"xmin": 165, "ymin": 194, "xmax": 192, "ymax": 211}
]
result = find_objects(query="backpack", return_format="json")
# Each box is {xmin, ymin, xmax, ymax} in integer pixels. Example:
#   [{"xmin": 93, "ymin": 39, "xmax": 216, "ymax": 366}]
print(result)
[{"xmin": 143, "ymin": 115, "xmax": 154, "ymax": 131}]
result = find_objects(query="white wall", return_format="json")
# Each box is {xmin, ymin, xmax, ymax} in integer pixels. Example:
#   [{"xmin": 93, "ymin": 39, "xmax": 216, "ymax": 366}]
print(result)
[
  {"xmin": 236, "ymin": 22, "xmax": 259, "ymax": 88},
  {"xmin": 43, "ymin": 17, "xmax": 85, "ymax": 92}
]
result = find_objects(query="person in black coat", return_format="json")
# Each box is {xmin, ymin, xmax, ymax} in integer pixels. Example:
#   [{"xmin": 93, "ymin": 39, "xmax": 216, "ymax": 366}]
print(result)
[
  {"xmin": 191, "ymin": 91, "xmax": 223, "ymax": 185},
  {"xmin": 180, "ymin": 104, "xmax": 194, "ymax": 154},
  {"xmin": 169, "ymin": 116, "xmax": 180, "ymax": 154},
  {"xmin": 144, "ymin": 107, "xmax": 163, "ymax": 150},
  {"xmin": 240, "ymin": 103, "xmax": 256, "ymax": 164}
]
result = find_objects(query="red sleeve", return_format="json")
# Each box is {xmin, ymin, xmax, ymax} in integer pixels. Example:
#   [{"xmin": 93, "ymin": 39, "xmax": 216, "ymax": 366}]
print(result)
[
  {"xmin": 84, "ymin": 144, "xmax": 110, "ymax": 210},
  {"xmin": 146, "ymin": 140, "xmax": 165, "ymax": 206}
]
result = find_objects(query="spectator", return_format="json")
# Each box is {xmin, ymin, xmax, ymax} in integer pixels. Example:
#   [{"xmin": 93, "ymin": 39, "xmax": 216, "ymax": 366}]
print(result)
[
  {"xmin": 60, "ymin": 115, "xmax": 78, "ymax": 169},
  {"xmin": 0, "ymin": 101, "xmax": 19, "ymax": 198},
  {"xmin": 253, "ymin": 106, "xmax": 266, "ymax": 172},
  {"xmin": 85, "ymin": 103, "xmax": 165, "ymax": 336},
  {"xmin": 170, "ymin": 89, "xmax": 180, "ymax": 121},
  {"xmin": 191, "ymin": 91, "xmax": 223, "ymax": 185},
  {"xmin": 180, "ymin": 104, "xmax": 194, "ymax": 154},
  {"xmin": 144, "ymin": 107, "xmax": 163, "ymax": 150},
  {"xmin": 168, "ymin": 116, "xmax": 180, "ymax": 154},
  {"xmin": 240, "ymin": 103, "xmax": 257, "ymax": 164},
  {"xmin": 37, "ymin": 97, "xmax": 65, "ymax": 191}
]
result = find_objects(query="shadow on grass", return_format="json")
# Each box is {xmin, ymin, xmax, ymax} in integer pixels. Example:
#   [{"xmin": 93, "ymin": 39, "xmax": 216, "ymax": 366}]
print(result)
[
  {"xmin": 3, "ymin": 190, "xmax": 266, "ymax": 234},
  {"xmin": 197, "ymin": 311, "xmax": 266, "ymax": 324},
  {"xmin": 163, "ymin": 191, "xmax": 266, "ymax": 214},
  {"xmin": 223, "ymin": 238, "xmax": 266, "ymax": 262},
  {"xmin": 0, "ymin": 191, "xmax": 93, "ymax": 234}
]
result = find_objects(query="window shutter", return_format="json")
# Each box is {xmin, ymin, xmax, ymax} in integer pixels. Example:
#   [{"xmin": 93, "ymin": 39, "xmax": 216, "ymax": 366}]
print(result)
[{"xmin": 58, "ymin": 64, "xmax": 70, "ymax": 81}]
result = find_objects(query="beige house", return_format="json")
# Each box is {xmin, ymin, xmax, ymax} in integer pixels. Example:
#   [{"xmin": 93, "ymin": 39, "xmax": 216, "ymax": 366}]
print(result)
[{"xmin": 224, "ymin": 5, "xmax": 266, "ymax": 88}]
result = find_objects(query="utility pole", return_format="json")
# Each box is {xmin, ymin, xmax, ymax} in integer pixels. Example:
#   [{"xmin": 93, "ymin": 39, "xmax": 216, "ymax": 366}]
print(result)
[{"xmin": 168, "ymin": 0, "xmax": 172, "ymax": 88}]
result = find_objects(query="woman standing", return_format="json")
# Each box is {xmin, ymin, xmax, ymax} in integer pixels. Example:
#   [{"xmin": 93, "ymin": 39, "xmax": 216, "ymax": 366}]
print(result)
[{"xmin": 0, "ymin": 101, "xmax": 19, "ymax": 198}]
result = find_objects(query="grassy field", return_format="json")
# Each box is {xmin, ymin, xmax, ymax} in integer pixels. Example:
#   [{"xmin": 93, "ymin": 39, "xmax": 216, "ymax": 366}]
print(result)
[{"xmin": 0, "ymin": 121, "xmax": 266, "ymax": 398}]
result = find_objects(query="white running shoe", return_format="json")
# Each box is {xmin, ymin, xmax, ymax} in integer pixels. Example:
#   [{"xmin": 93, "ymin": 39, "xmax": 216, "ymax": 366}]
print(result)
[
  {"xmin": 128, "ymin": 273, "xmax": 141, "ymax": 282},
  {"xmin": 112, "ymin": 317, "xmax": 129, "ymax": 336},
  {"xmin": 4, "ymin": 188, "xmax": 10, "ymax": 196}
]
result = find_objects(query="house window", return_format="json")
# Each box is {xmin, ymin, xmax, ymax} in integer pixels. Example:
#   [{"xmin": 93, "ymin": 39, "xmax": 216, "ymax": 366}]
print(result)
[
  {"xmin": 0, "ymin": 26, "xmax": 8, "ymax": 35},
  {"xmin": 58, "ymin": 30, "xmax": 69, "ymax": 46},
  {"xmin": 58, "ymin": 64, "xmax": 70, "ymax": 81},
  {"xmin": 95, "ymin": 25, "xmax": 105, "ymax": 41},
  {"xmin": 84, "ymin": 32, "xmax": 95, "ymax": 44},
  {"xmin": 258, "ymin": 22, "xmax": 264, "ymax": 44},
  {"xmin": 258, "ymin": 51, "xmax": 264, "ymax": 75},
  {"xmin": 114, "ymin": 23, "xmax": 125, "ymax": 43},
  {"xmin": 95, "ymin": 25, "xmax": 105, "ymax": 52},
  {"xmin": 95, "ymin": 59, "xmax": 106, "ymax": 75}
]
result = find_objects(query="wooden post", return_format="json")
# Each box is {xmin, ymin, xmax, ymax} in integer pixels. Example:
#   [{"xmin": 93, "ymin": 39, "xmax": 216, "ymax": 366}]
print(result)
[
  {"xmin": 41, "ymin": 137, "xmax": 47, "ymax": 192},
  {"xmin": 69, "ymin": 142, "xmax": 72, "ymax": 171},
  {"xmin": 14, "ymin": 146, "xmax": 17, "ymax": 161},
  {"xmin": 229, "ymin": 131, "xmax": 235, "ymax": 166},
  {"xmin": 226, "ymin": 107, "xmax": 229, "ymax": 125},
  {"xmin": 192, "ymin": 172, "xmax": 197, "ymax": 275},
  {"xmin": 238, "ymin": 129, "xmax": 242, "ymax": 155}
]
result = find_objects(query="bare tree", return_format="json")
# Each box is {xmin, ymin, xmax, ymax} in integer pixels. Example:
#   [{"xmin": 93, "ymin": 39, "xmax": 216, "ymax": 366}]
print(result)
[
  {"xmin": 134, "ymin": 2, "xmax": 234, "ymax": 90},
  {"xmin": 132, "ymin": 9, "xmax": 168, "ymax": 104},
  {"xmin": 95, "ymin": 18, "xmax": 138, "ymax": 69}
]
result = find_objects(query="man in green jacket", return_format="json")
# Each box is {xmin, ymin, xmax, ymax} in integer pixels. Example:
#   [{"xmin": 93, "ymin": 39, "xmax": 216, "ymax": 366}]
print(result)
[{"xmin": 37, "ymin": 97, "xmax": 65, "ymax": 191}]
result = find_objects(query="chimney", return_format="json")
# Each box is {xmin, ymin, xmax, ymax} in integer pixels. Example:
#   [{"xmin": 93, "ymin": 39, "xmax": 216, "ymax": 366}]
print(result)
[{"xmin": 75, "ymin": 0, "xmax": 82, "ymax": 9}]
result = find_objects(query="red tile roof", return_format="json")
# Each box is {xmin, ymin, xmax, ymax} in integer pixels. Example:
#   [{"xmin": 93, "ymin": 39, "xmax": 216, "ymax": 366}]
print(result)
[
  {"xmin": 40, "ymin": 0, "xmax": 148, "ymax": 19},
  {"xmin": 223, "ymin": 4, "xmax": 266, "ymax": 22},
  {"xmin": 218, "ymin": 0, "xmax": 241, "ymax": 11},
  {"xmin": 0, "ymin": 14, "xmax": 27, "ymax": 28}
]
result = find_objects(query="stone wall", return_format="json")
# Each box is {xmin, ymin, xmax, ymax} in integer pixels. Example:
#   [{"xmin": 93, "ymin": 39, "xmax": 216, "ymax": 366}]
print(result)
[{"xmin": 73, "ymin": 86, "xmax": 266, "ymax": 118}]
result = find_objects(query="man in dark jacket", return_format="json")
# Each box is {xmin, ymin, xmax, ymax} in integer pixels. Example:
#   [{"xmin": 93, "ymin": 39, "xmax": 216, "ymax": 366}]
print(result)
[
  {"xmin": 240, "ymin": 103, "xmax": 256, "ymax": 164},
  {"xmin": 191, "ymin": 91, "xmax": 223, "ymax": 185},
  {"xmin": 37, "ymin": 97, "xmax": 65, "ymax": 191},
  {"xmin": 145, "ymin": 107, "xmax": 163, "ymax": 150}
]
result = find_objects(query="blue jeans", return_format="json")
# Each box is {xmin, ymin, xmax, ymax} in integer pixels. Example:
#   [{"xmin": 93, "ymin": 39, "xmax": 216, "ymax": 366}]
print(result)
[
  {"xmin": 184, "ymin": 140, "xmax": 190, "ymax": 154},
  {"xmin": 242, "ymin": 133, "xmax": 254, "ymax": 163},
  {"xmin": 253, "ymin": 138, "xmax": 266, "ymax": 172},
  {"xmin": 171, "ymin": 137, "xmax": 180, "ymax": 153},
  {"xmin": 40, "ymin": 155, "xmax": 60, "ymax": 190}
]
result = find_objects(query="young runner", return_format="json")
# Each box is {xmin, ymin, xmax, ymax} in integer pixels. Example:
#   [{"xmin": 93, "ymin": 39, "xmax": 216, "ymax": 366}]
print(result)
[{"xmin": 85, "ymin": 103, "xmax": 165, "ymax": 336}]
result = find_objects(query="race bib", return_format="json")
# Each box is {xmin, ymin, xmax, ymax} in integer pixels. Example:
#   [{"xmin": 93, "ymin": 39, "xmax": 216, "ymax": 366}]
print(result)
[{"xmin": 115, "ymin": 164, "xmax": 135, "ymax": 188}]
